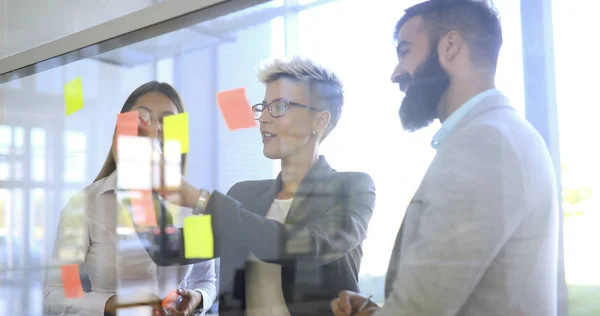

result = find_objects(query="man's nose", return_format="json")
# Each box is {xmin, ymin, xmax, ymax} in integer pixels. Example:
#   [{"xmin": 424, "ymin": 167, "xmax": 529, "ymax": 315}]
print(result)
[{"xmin": 391, "ymin": 64, "xmax": 403, "ymax": 83}]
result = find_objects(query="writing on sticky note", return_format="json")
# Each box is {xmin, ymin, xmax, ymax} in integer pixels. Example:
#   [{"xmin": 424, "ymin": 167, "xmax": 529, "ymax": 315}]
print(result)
[
  {"xmin": 184, "ymin": 215, "xmax": 214, "ymax": 259},
  {"xmin": 64, "ymin": 77, "xmax": 84, "ymax": 116},
  {"xmin": 163, "ymin": 113, "xmax": 189, "ymax": 154},
  {"xmin": 60, "ymin": 264, "xmax": 84, "ymax": 299},
  {"xmin": 217, "ymin": 88, "xmax": 257, "ymax": 131}
]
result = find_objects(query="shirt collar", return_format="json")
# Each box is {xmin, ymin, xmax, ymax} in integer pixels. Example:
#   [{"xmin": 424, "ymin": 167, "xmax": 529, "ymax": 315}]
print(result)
[
  {"xmin": 98, "ymin": 170, "xmax": 117, "ymax": 195},
  {"xmin": 431, "ymin": 89, "xmax": 502, "ymax": 150}
]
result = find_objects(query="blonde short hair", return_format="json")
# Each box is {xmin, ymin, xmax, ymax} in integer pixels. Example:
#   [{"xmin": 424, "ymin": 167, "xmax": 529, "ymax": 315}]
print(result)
[{"xmin": 256, "ymin": 56, "xmax": 344, "ymax": 133}]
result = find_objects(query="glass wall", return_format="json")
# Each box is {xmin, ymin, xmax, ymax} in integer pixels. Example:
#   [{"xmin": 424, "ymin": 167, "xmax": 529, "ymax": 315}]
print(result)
[
  {"xmin": 0, "ymin": 0, "xmax": 594, "ymax": 315},
  {"xmin": 0, "ymin": 1, "xmax": 282, "ymax": 313}
]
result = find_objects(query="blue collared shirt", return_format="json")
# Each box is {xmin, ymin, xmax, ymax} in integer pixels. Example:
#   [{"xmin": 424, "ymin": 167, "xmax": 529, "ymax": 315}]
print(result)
[{"xmin": 431, "ymin": 89, "xmax": 502, "ymax": 150}]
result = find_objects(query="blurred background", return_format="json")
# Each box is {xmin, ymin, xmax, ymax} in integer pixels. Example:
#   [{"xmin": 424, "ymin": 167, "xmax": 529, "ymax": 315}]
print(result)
[{"xmin": 0, "ymin": 0, "xmax": 597, "ymax": 314}]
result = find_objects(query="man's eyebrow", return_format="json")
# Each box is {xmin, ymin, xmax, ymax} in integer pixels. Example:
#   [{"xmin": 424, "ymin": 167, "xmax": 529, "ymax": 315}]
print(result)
[{"xmin": 396, "ymin": 41, "xmax": 413, "ymax": 54}]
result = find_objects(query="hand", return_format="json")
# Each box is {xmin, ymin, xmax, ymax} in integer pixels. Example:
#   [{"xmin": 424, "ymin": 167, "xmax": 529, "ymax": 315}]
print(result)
[
  {"xmin": 331, "ymin": 291, "xmax": 380, "ymax": 316},
  {"xmin": 105, "ymin": 292, "xmax": 167, "ymax": 316},
  {"xmin": 147, "ymin": 142, "xmax": 200, "ymax": 209},
  {"xmin": 163, "ymin": 288, "xmax": 203, "ymax": 316}
]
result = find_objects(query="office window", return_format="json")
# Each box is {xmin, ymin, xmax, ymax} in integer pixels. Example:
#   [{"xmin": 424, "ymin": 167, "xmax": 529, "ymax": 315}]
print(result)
[{"xmin": 552, "ymin": 0, "xmax": 600, "ymax": 314}]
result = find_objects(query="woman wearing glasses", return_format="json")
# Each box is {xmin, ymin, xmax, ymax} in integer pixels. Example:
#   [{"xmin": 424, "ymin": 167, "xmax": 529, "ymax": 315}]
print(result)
[
  {"xmin": 169, "ymin": 57, "xmax": 376, "ymax": 316},
  {"xmin": 44, "ymin": 81, "xmax": 216, "ymax": 316}
]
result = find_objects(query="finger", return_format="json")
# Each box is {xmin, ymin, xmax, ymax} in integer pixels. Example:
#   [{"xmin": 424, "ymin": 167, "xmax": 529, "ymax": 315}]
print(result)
[
  {"xmin": 177, "ymin": 288, "xmax": 189, "ymax": 298},
  {"xmin": 331, "ymin": 298, "xmax": 348, "ymax": 316},
  {"xmin": 174, "ymin": 288, "xmax": 195, "ymax": 313},
  {"xmin": 339, "ymin": 291, "xmax": 355, "ymax": 315},
  {"xmin": 166, "ymin": 307, "xmax": 185, "ymax": 316},
  {"xmin": 149, "ymin": 302, "xmax": 167, "ymax": 316}
]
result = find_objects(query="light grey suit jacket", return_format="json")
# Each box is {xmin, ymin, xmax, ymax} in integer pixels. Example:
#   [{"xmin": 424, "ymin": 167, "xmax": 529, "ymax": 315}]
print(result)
[{"xmin": 378, "ymin": 94, "xmax": 560, "ymax": 316}]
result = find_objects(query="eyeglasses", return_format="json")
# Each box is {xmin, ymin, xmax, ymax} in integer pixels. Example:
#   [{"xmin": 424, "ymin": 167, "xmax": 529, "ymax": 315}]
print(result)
[
  {"xmin": 135, "ymin": 107, "xmax": 169, "ymax": 132},
  {"xmin": 252, "ymin": 98, "xmax": 320, "ymax": 120}
]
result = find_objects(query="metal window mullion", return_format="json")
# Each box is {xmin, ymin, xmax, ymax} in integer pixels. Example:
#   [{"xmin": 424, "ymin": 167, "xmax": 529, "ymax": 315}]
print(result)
[{"xmin": 519, "ymin": 0, "xmax": 566, "ymax": 315}]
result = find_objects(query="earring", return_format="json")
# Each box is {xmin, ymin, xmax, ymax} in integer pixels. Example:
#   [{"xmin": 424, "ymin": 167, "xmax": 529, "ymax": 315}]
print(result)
[{"xmin": 312, "ymin": 131, "xmax": 316, "ymax": 135}]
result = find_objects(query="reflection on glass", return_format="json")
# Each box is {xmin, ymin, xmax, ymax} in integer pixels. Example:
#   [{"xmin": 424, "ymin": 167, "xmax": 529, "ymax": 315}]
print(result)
[
  {"xmin": 29, "ymin": 188, "xmax": 47, "ymax": 264},
  {"xmin": 56, "ymin": 192, "xmax": 86, "ymax": 262},
  {"xmin": 13, "ymin": 160, "xmax": 23, "ymax": 181},
  {"xmin": 14, "ymin": 127, "xmax": 25, "ymax": 156},
  {"xmin": 0, "ymin": 126, "xmax": 11, "ymax": 155},
  {"xmin": 0, "ymin": 161, "xmax": 8, "ymax": 181},
  {"xmin": 64, "ymin": 131, "xmax": 87, "ymax": 182},
  {"xmin": 30, "ymin": 128, "xmax": 46, "ymax": 182}
]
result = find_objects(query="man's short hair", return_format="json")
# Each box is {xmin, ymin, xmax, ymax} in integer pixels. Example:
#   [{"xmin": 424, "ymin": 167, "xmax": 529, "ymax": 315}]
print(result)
[
  {"xmin": 257, "ymin": 56, "xmax": 344, "ymax": 135},
  {"xmin": 395, "ymin": 0, "xmax": 503, "ymax": 72}
]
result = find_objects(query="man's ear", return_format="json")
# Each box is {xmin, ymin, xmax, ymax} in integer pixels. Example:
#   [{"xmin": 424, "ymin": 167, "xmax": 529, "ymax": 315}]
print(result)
[
  {"xmin": 438, "ymin": 30, "xmax": 463, "ymax": 67},
  {"xmin": 313, "ymin": 110, "xmax": 331, "ymax": 133}
]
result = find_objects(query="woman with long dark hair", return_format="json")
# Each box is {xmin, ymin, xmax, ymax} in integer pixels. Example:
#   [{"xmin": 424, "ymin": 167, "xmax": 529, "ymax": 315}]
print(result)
[{"xmin": 44, "ymin": 81, "xmax": 216, "ymax": 316}]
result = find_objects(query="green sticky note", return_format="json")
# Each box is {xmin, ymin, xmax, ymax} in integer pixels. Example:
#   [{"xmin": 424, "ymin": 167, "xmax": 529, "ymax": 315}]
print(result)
[
  {"xmin": 163, "ymin": 112, "xmax": 189, "ymax": 153},
  {"xmin": 64, "ymin": 77, "xmax": 84, "ymax": 116},
  {"xmin": 184, "ymin": 215, "xmax": 214, "ymax": 259}
]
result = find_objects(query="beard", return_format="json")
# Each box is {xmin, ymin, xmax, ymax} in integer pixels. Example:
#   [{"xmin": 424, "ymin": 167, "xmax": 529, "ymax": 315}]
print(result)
[{"xmin": 399, "ymin": 45, "xmax": 451, "ymax": 132}]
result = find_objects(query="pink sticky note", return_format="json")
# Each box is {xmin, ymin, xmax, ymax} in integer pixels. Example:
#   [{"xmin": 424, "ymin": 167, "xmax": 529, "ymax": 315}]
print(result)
[
  {"xmin": 60, "ymin": 264, "xmax": 84, "ymax": 299},
  {"xmin": 217, "ymin": 88, "xmax": 258, "ymax": 131},
  {"xmin": 116, "ymin": 111, "xmax": 139, "ymax": 138}
]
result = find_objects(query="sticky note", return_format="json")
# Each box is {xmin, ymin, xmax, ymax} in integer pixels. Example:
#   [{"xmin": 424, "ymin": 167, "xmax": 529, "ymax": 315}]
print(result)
[
  {"xmin": 131, "ymin": 190, "xmax": 157, "ymax": 226},
  {"xmin": 163, "ymin": 113, "xmax": 189, "ymax": 154},
  {"xmin": 60, "ymin": 264, "xmax": 84, "ymax": 299},
  {"xmin": 116, "ymin": 111, "xmax": 139, "ymax": 138},
  {"xmin": 217, "ymin": 88, "xmax": 257, "ymax": 131},
  {"xmin": 116, "ymin": 136, "xmax": 152, "ymax": 190},
  {"xmin": 162, "ymin": 289, "xmax": 178, "ymax": 307},
  {"xmin": 184, "ymin": 215, "xmax": 214, "ymax": 259},
  {"xmin": 64, "ymin": 77, "xmax": 84, "ymax": 116}
]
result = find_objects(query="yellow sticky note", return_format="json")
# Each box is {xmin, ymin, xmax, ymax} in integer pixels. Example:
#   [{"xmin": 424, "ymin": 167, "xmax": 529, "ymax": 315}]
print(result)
[
  {"xmin": 163, "ymin": 112, "xmax": 189, "ymax": 154},
  {"xmin": 184, "ymin": 215, "xmax": 214, "ymax": 259},
  {"xmin": 64, "ymin": 77, "xmax": 84, "ymax": 116}
]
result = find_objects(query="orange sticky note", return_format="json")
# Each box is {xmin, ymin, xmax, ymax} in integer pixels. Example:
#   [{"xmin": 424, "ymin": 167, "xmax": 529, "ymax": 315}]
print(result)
[
  {"xmin": 116, "ymin": 111, "xmax": 139, "ymax": 138},
  {"xmin": 184, "ymin": 215, "xmax": 214, "ymax": 259},
  {"xmin": 131, "ymin": 190, "xmax": 157, "ymax": 226},
  {"xmin": 60, "ymin": 264, "xmax": 84, "ymax": 299},
  {"xmin": 163, "ymin": 113, "xmax": 189, "ymax": 154},
  {"xmin": 217, "ymin": 88, "xmax": 258, "ymax": 131},
  {"xmin": 64, "ymin": 77, "xmax": 84, "ymax": 116}
]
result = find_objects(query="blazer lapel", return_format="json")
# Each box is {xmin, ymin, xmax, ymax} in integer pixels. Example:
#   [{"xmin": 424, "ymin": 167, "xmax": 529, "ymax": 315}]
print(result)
[{"xmin": 285, "ymin": 156, "xmax": 333, "ymax": 225}]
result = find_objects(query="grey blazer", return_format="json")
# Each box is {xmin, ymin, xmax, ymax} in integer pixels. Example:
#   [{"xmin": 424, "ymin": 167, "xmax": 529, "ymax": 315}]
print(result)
[
  {"xmin": 205, "ymin": 156, "xmax": 375, "ymax": 315},
  {"xmin": 380, "ymin": 94, "xmax": 560, "ymax": 316}
]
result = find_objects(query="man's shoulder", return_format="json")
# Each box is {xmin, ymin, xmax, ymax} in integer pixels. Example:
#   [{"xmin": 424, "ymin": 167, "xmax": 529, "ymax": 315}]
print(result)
[{"xmin": 454, "ymin": 103, "xmax": 544, "ymax": 157}]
